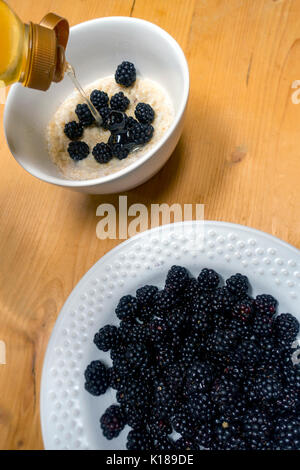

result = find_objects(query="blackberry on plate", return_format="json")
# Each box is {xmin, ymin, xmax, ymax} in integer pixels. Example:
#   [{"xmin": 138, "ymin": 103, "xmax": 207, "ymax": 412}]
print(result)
[
  {"xmin": 165, "ymin": 265, "xmax": 190, "ymax": 293},
  {"xmin": 165, "ymin": 363, "xmax": 185, "ymax": 390},
  {"xmin": 187, "ymin": 392, "xmax": 215, "ymax": 422},
  {"xmin": 115, "ymin": 295, "xmax": 138, "ymax": 320},
  {"xmin": 182, "ymin": 278, "xmax": 200, "ymax": 303},
  {"xmin": 127, "ymin": 428, "xmax": 153, "ymax": 450},
  {"xmin": 155, "ymin": 344, "xmax": 175, "ymax": 368},
  {"xmin": 190, "ymin": 311, "xmax": 211, "ymax": 334},
  {"xmin": 254, "ymin": 370, "xmax": 283, "ymax": 402},
  {"xmin": 84, "ymin": 360, "xmax": 108, "ymax": 396},
  {"xmin": 92, "ymin": 142, "xmax": 112, "ymax": 164},
  {"xmin": 253, "ymin": 313, "xmax": 273, "ymax": 338},
  {"xmin": 122, "ymin": 402, "xmax": 145, "ymax": 428},
  {"xmin": 274, "ymin": 313, "xmax": 299, "ymax": 343},
  {"xmin": 180, "ymin": 335, "xmax": 201, "ymax": 368},
  {"xmin": 197, "ymin": 268, "xmax": 220, "ymax": 291},
  {"xmin": 100, "ymin": 404, "xmax": 126, "ymax": 439},
  {"xmin": 149, "ymin": 317, "xmax": 169, "ymax": 344},
  {"xmin": 94, "ymin": 324, "xmax": 119, "ymax": 351},
  {"xmin": 171, "ymin": 407, "xmax": 196, "ymax": 439},
  {"xmin": 115, "ymin": 61, "xmax": 136, "ymax": 87},
  {"xmin": 212, "ymin": 287, "xmax": 236, "ymax": 314},
  {"xmin": 155, "ymin": 435, "xmax": 175, "ymax": 450},
  {"xmin": 67, "ymin": 141, "xmax": 89, "ymax": 161},
  {"xmin": 208, "ymin": 329, "xmax": 237, "ymax": 358},
  {"xmin": 125, "ymin": 343, "xmax": 148, "ymax": 368},
  {"xmin": 276, "ymin": 387, "xmax": 299, "ymax": 414},
  {"xmin": 136, "ymin": 285, "xmax": 158, "ymax": 305},
  {"xmin": 274, "ymin": 416, "xmax": 300, "ymax": 450},
  {"xmin": 128, "ymin": 121, "xmax": 154, "ymax": 145},
  {"xmin": 229, "ymin": 318, "xmax": 253, "ymax": 340},
  {"xmin": 90, "ymin": 89, "xmax": 109, "ymax": 111},
  {"xmin": 226, "ymin": 273, "xmax": 249, "ymax": 297},
  {"xmin": 148, "ymin": 416, "xmax": 172, "ymax": 439},
  {"xmin": 232, "ymin": 296, "xmax": 254, "ymax": 322},
  {"xmin": 214, "ymin": 420, "xmax": 243, "ymax": 450},
  {"xmin": 75, "ymin": 103, "xmax": 95, "ymax": 127},
  {"xmin": 195, "ymin": 423, "xmax": 214, "ymax": 449},
  {"xmin": 108, "ymin": 366, "xmax": 126, "ymax": 391},
  {"xmin": 110, "ymin": 91, "xmax": 130, "ymax": 111},
  {"xmin": 64, "ymin": 121, "xmax": 83, "ymax": 140},
  {"xmin": 242, "ymin": 408, "xmax": 272, "ymax": 450},
  {"xmin": 211, "ymin": 377, "xmax": 240, "ymax": 406},
  {"xmin": 111, "ymin": 143, "xmax": 130, "ymax": 160},
  {"xmin": 218, "ymin": 397, "xmax": 248, "ymax": 423},
  {"xmin": 233, "ymin": 339, "xmax": 261, "ymax": 368},
  {"xmin": 185, "ymin": 362, "xmax": 215, "ymax": 394},
  {"xmin": 135, "ymin": 102, "xmax": 155, "ymax": 124},
  {"xmin": 154, "ymin": 289, "xmax": 177, "ymax": 317},
  {"xmin": 254, "ymin": 294, "xmax": 277, "ymax": 316}
]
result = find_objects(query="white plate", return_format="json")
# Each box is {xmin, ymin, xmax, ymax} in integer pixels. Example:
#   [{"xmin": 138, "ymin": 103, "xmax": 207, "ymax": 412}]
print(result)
[{"xmin": 40, "ymin": 221, "xmax": 300, "ymax": 450}]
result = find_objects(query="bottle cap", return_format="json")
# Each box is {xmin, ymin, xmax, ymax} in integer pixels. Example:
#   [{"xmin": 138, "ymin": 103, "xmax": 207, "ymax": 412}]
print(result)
[{"xmin": 24, "ymin": 14, "xmax": 69, "ymax": 91}]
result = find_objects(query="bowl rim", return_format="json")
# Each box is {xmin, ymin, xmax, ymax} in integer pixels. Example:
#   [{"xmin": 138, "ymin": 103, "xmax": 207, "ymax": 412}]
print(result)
[{"xmin": 4, "ymin": 16, "xmax": 189, "ymax": 188}]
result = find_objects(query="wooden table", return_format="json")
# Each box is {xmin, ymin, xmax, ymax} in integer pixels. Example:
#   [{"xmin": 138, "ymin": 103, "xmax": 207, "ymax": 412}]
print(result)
[{"xmin": 0, "ymin": 0, "xmax": 299, "ymax": 450}]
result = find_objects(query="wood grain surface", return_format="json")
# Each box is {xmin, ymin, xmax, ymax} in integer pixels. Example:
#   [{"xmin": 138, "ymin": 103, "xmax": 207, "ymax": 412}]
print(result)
[{"xmin": 0, "ymin": 0, "xmax": 300, "ymax": 450}]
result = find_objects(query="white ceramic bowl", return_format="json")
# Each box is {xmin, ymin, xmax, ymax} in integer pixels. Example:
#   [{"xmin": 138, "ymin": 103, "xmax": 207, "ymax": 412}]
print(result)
[{"xmin": 4, "ymin": 17, "xmax": 189, "ymax": 194}]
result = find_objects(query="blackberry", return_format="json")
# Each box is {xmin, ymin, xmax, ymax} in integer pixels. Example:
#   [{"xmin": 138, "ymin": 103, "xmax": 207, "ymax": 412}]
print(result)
[
  {"xmin": 226, "ymin": 273, "xmax": 249, "ymax": 297},
  {"xmin": 214, "ymin": 420, "xmax": 243, "ymax": 450},
  {"xmin": 67, "ymin": 141, "xmax": 89, "ymax": 161},
  {"xmin": 115, "ymin": 61, "xmax": 136, "ymax": 87},
  {"xmin": 185, "ymin": 362, "xmax": 215, "ymax": 394},
  {"xmin": 94, "ymin": 325, "xmax": 119, "ymax": 351},
  {"xmin": 90, "ymin": 89, "xmax": 109, "ymax": 111},
  {"xmin": 254, "ymin": 294, "xmax": 277, "ymax": 316},
  {"xmin": 135, "ymin": 102, "xmax": 155, "ymax": 124},
  {"xmin": 171, "ymin": 408, "xmax": 196, "ymax": 439},
  {"xmin": 187, "ymin": 392, "xmax": 215, "ymax": 422},
  {"xmin": 195, "ymin": 423, "xmax": 214, "ymax": 449},
  {"xmin": 254, "ymin": 370, "xmax": 283, "ymax": 402},
  {"xmin": 242, "ymin": 408, "xmax": 272, "ymax": 450},
  {"xmin": 253, "ymin": 314, "xmax": 273, "ymax": 338},
  {"xmin": 123, "ymin": 402, "xmax": 145, "ymax": 428},
  {"xmin": 276, "ymin": 387, "xmax": 299, "ymax": 415},
  {"xmin": 207, "ymin": 329, "xmax": 237, "ymax": 358},
  {"xmin": 110, "ymin": 92, "xmax": 130, "ymax": 111},
  {"xmin": 197, "ymin": 268, "xmax": 220, "ymax": 291},
  {"xmin": 64, "ymin": 121, "xmax": 83, "ymax": 140},
  {"xmin": 108, "ymin": 366, "xmax": 126, "ymax": 391},
  {"xmin": 99, "ymin": 106, "xmax": 111, "ymax": 128},
  {"xmin": 190, "ymin": 311, "xmax": 211, "ymax": 334},
  {"xmin": 165, "ymin": 265, "xmax": 190, "ymax": 293},
  {"xmin": 84, "ymin": 360, "xmax": 108, "ymax": 396},
  {"xmin": 149, "ymin": 318, "xmax": 168, "ymax": 344},
  {"xmin": 111, "ymin": 143, "xmax": 130, "ymax": 160},
  {"xmin": 154, "ymin": 380, "xmax": 178, "ymax": 416},
  {"xmin": 180, "ymin": 335, "xmax": 200, "ymax": 368},
  {"xmin": 222, "ymin": 364, "xmax": 245, "ymax": 384},
  {"xmin": 274, "ymin": 416, "xmax": 300, "ymax": 450},
  {"xmin": 75, "ymin": 103, "xmax": 95, "ymax": 127},
  {"xmin": 125, "ymin": 343, "xmax": 148, "ymax": 368},
  {"xmin": 115, "ymin": 295, "xmax": 138, "ymax": 320},
  {"xmin": 155, "ymin": 436, "xmax": 175, "ymax": 450},
  {"xmin": 126, "ymin": 116, "xmax": 139, "ymax": 129},
  {"xmin": 167, "ymin": 308, "xmax": 186, "ymax": 334},
  {"xmin": 212, "ymin": 287, "xmax": 236, "ymax": 314},
  {"xmin": 92, "ymin": 142, "xmax": 112, "ymax": 164},
  {"xmin": 154, "ymin": 289, "xmax": 177, "ymax": 317},
  {"xmin": 229, "ymin": 318, "xmax": 253, "ymax": 340},
  {"xmin": 211, "ymin": 377, "xmax": 239, "ymax": 406},
  {"xmin": 127, "ymin": 429, "xmax": 153, "ymax": 450},
  {"xmin": 232, "ymin": 297, "xmax": 254, "ymax": 322},
  {"xmin": 233, "ymin": 340, "xmax": 261, "ymax": 368},
  {"xmin": 148, "ymin": 417, "xmax": 172, "ymax": 439},
  {"xmin": 136, "ymin": 285, "xmax": 158, "ymax": 305},
  {"xmin": 100, "ymin": 405, "xmax": 125, "ymax": 439},
  {"xmin": 128, "ymin": 121, "xmax": 154, "ymax": 145},
  {"xmin": 218, "ymin": 398, "xmax": 248, "ymax": 423},
  {"xmin": 165, "ymin": 363, "xmax": 185, "ymax": 390},
  {"xmin": 182, "ymin": 278, "xmax": 200, "ymax": 303},
  {"xmin": 123, "ymin": 380, "xmax": 150, "ymax": 408},
  {"xmin": 175, "ymin": 438, "xmax": 198, "ymax": 450},
  {"xmin": 274, "ymin": 313, "xmax": 299, "ymax": 343},
  {"xmin": 155, "ymin": 344, "xmax": 175, "ymax": 368}
]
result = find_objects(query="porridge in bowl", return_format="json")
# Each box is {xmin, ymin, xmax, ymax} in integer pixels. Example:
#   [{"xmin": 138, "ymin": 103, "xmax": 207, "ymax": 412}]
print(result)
[{"xmin": 47, "ymin": 61, "xmax": 175, "ymax": 180}]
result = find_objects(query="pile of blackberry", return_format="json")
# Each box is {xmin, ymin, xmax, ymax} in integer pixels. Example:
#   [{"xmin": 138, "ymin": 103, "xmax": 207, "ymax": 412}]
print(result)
[
  {"xmin": 84, "ymin": 266, "xmax": 300, "ymax": 450},
  {"xmin": 64, "ymin": 61, "xmax": 155, "ymax": 163}
]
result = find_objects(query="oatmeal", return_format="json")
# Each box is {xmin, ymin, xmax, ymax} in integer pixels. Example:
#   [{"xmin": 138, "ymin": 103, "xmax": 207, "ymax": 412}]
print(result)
[{"xmin": 47, "ymin": 76, "xmax": 174, "ymax": 180}]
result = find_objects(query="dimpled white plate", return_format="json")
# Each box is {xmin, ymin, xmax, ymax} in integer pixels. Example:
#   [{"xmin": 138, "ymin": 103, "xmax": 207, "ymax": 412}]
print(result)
[{"xmin": 40, "ymin": 221, "xmax": 300, "ymax": 450}]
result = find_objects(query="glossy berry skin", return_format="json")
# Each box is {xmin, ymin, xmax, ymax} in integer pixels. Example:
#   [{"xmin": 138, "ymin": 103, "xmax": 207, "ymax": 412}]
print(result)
[
  {"xmin": 64, "ymin": 121, "xmax": 83, "ymax": 140},
  {"xmin": 84, "ymin": 360, "xmax": 108, "ymax": 396},
  {"xmin": 100, "ymin": 405, "xmax": 126, "ymax": 439},
  {"xmin": 165, "ymin": 265, "xmax": 190, "ymax": 293},
  {"xmin": 67, "ymin": 141, "xmax": 89, "ymax": 161},
  {"xmin": 197, "ymin": 268, "xmax": 220, "ymax": 290},
  {"xmin": 226, "ymin": 273, "xmax": 249, "ymax": 297},
  {"xmin": 115, "ymin": 295, "xmax": 138, "ymax": 320},
  {"xmin": 110, "ymin": 91, "xmax": 130, "ymax": 112},
  {"xmin": 94, "ymin": 325, "xmax": 119, "ymax": 352},
  {"xmin": 92, "ymin": 142, "xmax": 112, "ymax": 164},
  {"xmin": 75, "ymin": 103, "xmax": 95, "ymax": 127},
  {"xmin": 115, "ymin": 61, "xmax": 136, "ymax": 87},
  {"xmin": 254, "ymin": 294, "xmax": 277, "ymax": 316},
  {"xmin": 90, "ymin": 89, "xmax": 109, "ymax": 111},
  {"xmin": 135, "ymin": 102, "xmax": 155, "ymax": 124},
  {"xmin": 128, "ymin": 121, "xmax": 154, "ymax": 145},
  {"xmin": 274, "ymin": 313, "xmax": 299, "ymax": 343},
  {"xmin": 126, "ymin": 429, "xmax": 153, "ymax": 450},
  {"xmin": 274, "ymin": 417, "xmax": 300, "ymax": 450},
  {"xmin": 111, "ymin": 143, "xmax": 130, "ymax": 160}
]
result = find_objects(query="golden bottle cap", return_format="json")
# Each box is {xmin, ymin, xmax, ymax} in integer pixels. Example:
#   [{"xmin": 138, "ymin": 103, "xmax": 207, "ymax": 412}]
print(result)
[{"xmin": 24, "ymin": 13, "xmax": 69, "ymax": 91}]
